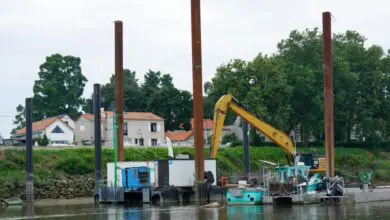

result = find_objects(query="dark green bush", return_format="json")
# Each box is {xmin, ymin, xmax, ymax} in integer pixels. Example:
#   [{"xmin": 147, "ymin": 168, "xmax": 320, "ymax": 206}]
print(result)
[
  {"xmin": 230, "ymin": 140, "xmax": 243, "ymax": 147},
  {"xmin": 0, "ymin": 160, "xmax": 17, "ymax": 170},
  {"xmin": 222, "ymin": 134, "xmax": 238, "ymax": 144},
  {"xmin": 39, "ymin": 134, "xmax": 49, "ymax": 146},
  {"xmin": 374, "ymin": 169, "xmax": 390, "ymax": 182},
  {"xmin": 54, "ymin": 156, "xmax": 92, "ymax": 175}
]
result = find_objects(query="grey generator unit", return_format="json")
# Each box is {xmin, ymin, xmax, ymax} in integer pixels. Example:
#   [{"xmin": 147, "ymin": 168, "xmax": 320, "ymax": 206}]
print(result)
[{"xmin": 155, "ymin": 159, "xmax": 217, "ymax": 188}]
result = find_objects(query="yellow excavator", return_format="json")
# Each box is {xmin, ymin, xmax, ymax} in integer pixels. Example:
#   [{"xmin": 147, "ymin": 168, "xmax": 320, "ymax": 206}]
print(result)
[{"xmin": 209, "ymin": 94, "xmax": 326, "ymax": 175}]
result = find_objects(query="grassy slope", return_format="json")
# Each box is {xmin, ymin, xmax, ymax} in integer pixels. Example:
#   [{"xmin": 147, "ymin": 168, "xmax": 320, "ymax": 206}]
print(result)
[{"xmin": 0, "ymin": 146, "xmax": 388, "ymax": 186}]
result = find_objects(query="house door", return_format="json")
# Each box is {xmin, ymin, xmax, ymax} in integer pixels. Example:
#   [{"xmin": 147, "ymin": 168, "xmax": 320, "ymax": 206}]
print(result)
[{"xmin": 139, "ymin": 138, "xmax": 144, "ymax": 146}]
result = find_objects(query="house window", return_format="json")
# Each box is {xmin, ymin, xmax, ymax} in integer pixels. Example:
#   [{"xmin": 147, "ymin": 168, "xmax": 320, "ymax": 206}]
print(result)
[
  {"xmin": 135, "ymin": 139, "xmax": 138, "ymax": 145},
  {"xmin": 124, "ymin": 122, "xmax": 128, "ymax": 136},
  {"xmin": 151, "ymin": 123, "xmax": 157, "ymax": 132},
  {"xmin": 139, "ymin": 138, "xmax": 144, "ymax": 146},
  {"xmin": 151, "ymin": 139, "xmax": 157, "ymax": 146},
  {"xmin": 52, "ymin": 126, "xmax": 64, "ymax": 133},
  {"xmin": 80, "ymin": 125, "xmax": 86, "ymax": 131}
]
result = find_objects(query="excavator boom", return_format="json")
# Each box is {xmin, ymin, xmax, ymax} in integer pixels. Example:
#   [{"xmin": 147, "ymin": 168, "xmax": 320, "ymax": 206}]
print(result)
[{"xmin": 209, "ymin": 94, "xmax": 295, "ymax": 164}]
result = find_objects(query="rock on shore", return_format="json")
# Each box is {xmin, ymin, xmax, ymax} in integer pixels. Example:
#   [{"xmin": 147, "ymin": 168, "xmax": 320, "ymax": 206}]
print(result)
[{"xmin": 0, "ymin": 176, "xmax": 96, "ymax": 200}]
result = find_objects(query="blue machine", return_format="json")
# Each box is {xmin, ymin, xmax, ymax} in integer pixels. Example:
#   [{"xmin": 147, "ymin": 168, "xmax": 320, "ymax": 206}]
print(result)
[{"xmin": 121, "ymin": 166, "xmax": 151, "ymax": 192}]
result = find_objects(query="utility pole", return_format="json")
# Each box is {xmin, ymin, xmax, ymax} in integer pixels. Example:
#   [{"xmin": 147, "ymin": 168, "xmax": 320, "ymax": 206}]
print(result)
[
  {"xmin": 93, "ymin": 84, "xmax": 102, "ymax": 191},
  {"xmin": 115, "ymin": 20, "xmax": 124, "ymax": 162},
  {"xmin": 243, "ymin": 107, "xmax": 250, "ymax": 175},
  {"xmin": 25, "ymin": 98, "xmax": 33, "ymax": 203},
  {"xmin": 322, "ymin": 11, "xmax": 335, "ymax": 177},
  {"xmin": 191, "ymin": 0, "xmax": 205, "ymax": 202}
]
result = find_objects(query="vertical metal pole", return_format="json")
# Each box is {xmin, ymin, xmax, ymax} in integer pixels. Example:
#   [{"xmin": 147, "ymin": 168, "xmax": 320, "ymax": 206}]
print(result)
[
  {"xmin": 25, "ymin": 98, "xmax": 33, "ymax": 203},
  {"xmin": 322, "ymin": 11, "xmax": 335, "ymax": 177},
  {"xmin": 115, "ymin": 20, "xmax": 124, "ymax": 162},
  {"xmin": 113, "ymin": 112, "xmax": 118, "ymax": 188},
  {"xmin": 204, "ymin": 119, "xmax": 207, "ymax": 146},
  {"xmin": 191, "ymin": 0, "xmax": 204, "ymax": 182},
  {"xmin": 94, "ymin": 84, "xmax": 102, "ymax": 189},
  {"xmin": 243, "ymin": 114, "xmax": 250, "ymax": 175}
]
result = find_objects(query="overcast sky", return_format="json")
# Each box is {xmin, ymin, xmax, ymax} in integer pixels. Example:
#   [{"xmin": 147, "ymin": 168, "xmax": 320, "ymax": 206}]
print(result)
[{"xmin": 0, "ymin": 0, "xmax": 389, "ymax": 138}]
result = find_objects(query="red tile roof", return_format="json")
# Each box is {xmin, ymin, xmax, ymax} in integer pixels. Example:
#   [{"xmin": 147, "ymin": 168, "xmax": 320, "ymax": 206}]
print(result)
[
  {"xmin": 190, "ymin": 118, "xmax": 214, "ymax": 130},
  {"xmin": 123, "ymin": 112, "xmax": 164, "ymax": 121},
  {"xmin": 80, "ymin": 111, "xmax": 114, "ymax": 121},
  {"xmin": 15, "ymin": 117, "xmax": 59, "ymax": 135},
  {"xmin": 79, "ymin": 111, "xmax": 163, "ymax": 121},
  {"xmin": 165, "ymin": 131, "xmax": 193, "ymax": 141}
]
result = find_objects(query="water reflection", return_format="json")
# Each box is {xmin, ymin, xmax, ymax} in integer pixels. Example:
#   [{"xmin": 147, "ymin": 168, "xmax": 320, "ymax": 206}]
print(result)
[
  {"xmin": 2, "ymin": 202, "xmax": 390, "ymax": 219},
  {"xmin": 226, "ymin": 206, "xmax": 263, "ymax": 219}
]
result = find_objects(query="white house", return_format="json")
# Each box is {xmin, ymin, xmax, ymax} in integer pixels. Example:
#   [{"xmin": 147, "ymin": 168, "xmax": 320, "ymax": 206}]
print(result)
[
  {"xmin": 75, "ymin": 110, "xmax": 166, "ymax": 147},
  {"xmin": 14, "ymin": 116, "xmax": 75, "ymax": 146},
  {"xmin": 106, "ymin": 112, "xmax": 165, "ymax": 147},
  {"xmin": 57, "ymin": 114, "xmax": 75, "ymax": 130}
]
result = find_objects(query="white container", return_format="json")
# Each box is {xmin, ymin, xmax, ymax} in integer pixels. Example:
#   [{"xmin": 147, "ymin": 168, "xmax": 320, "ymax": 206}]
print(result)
[
  {"xmin": 106, "ymin": 159, "xmax": 217, "ymax": 188},
  {"xmin": 156, "ymin": 159, "xmax": 217, "ymax": 187}
]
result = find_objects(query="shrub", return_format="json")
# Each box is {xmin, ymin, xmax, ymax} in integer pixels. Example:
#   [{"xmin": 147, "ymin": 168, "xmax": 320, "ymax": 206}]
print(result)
[
  {"xmin": 230, "ymin": 140, "xmax": 243, "ymax": 147},
  {"xmin": 39, "ymin": 134, "xmax": 49, "ymax": 146},
  {"xmin": 222, "ymin": 134, "xmax": 237, "ymax": 144},
  {"xmin": 374, "ymin": 169, "xmax": 390, "ymax": 182},
  {"xmin": 54, "ymin": 156, "xmax": 92, "ymax": 175}
]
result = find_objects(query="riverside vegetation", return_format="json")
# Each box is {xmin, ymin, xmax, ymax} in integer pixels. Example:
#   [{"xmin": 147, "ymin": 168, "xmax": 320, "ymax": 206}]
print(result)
[{"xmin": 1, "ymin": 146, "xmax": 389, "ymax": 200}]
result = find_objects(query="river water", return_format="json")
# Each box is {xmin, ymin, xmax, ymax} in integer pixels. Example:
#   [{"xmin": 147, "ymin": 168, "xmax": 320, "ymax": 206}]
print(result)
[{"xmin": 1, "ymin": 201, "xmax": 390, "ymax": 220}]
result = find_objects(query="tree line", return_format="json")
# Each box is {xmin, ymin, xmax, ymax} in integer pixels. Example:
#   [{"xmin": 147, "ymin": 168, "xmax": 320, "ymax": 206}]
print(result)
[
  {"xmin": 12, "ymin": 55, "xmax": 193, "ymax": 133},
  {"xmin": 204, "ymin": 28, "xmax": 390, "ymax": 145},
  {"xmin": 11, "ymin": 27, "xmax": 390, "ymax": 146}
]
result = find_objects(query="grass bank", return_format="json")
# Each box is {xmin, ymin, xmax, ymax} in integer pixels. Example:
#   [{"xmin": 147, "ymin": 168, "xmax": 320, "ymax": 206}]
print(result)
[{"xmin": 0, "ymin": 146, "xmax": 388, "ymax": 186}]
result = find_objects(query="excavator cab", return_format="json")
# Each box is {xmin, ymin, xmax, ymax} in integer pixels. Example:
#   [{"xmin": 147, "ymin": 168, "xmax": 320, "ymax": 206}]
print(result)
[
  {"xmin": 295, "ymin": 152, "xmax": 326, "ymax": 176},
  {"xmin": 295, "ymin": 153, "xmax": 319, "ymax": 169}
]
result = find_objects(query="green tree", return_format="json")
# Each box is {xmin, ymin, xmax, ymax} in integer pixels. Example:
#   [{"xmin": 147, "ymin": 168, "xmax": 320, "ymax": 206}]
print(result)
[
  {"xmin": 276, "ymin": 28, "xmax": 324, "ymax": 142},
  {"xmin": 92, "ymin": 69, "xmax": 193, "ymax": 131},
  {"xmin": 204, "ymin": 55, "xmax": 292, "ymax": 133},
  {"xmin": 332, "ymin": 31, "xmax": 367, "ymax": 142},
  {"xmin": 143, "ymin": 71, "xmax": 192, "ymax": 131},
  {"xmin": 82, "ymin": 95, "xmax": 93, "ymax": 114},
  {"xmin": 141, "ymin": 70, "xmax": 162, "ymax": 111},
  {"xmin": 204, "ymin": 59, "xmax": 252, "ymax": 125},
  {"xmin": 83, "ymin": 69, "xmax": 142, "ymax": 113},
  {"xmin": 32, "ymin": 54, "xmax": 87, "ymax": 120},
  {"xmin": 245, "ymin": 54, "xmax": 292, "ymax": 131},
  {"xmin": 205, "ymin": 28, "xmax": 390, "ymax": 145},
  {"xmin": 11, "ymin": 104, "xmax": 25, "ymax": 135}
]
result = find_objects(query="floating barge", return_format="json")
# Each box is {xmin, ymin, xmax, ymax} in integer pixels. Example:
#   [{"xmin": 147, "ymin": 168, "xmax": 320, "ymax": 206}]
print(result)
[
  {"xmin": 96, "ymin": 159, "xmax": 390, "ymax": 206},
  {"xmin": 97, "ymin": 158, "xmax": 221, "ymax": 204}
]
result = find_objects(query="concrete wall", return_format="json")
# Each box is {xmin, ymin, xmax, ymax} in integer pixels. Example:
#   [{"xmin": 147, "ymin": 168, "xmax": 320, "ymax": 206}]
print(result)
[
  {"xmin": 75, "ymin": 117, "xmax": 94, "ymax": 144},
  {"xmin": 351, "ymin": 190, "xmax": 390, "ymax": 203}
]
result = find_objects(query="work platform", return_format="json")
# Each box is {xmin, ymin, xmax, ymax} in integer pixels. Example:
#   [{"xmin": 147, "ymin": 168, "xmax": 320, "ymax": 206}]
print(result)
[
  {"xmin": 262, "ymin": 188, "xmax": 390, "ymax": 205},
  {"xmin": 97, "ymin": 186, "xmax": 390, "ymax": 206}
]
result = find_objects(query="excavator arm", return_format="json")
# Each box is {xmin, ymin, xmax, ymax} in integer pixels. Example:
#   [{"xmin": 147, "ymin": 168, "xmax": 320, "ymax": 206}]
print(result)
[{"xmin": 209, "ymin": 94, "xmax": 296, "ymax": 165}]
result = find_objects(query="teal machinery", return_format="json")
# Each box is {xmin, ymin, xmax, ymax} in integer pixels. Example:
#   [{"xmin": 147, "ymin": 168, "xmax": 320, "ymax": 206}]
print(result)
[{"xmin": 122, "ymin": 166, "xmax": 151, "ymax": 192}]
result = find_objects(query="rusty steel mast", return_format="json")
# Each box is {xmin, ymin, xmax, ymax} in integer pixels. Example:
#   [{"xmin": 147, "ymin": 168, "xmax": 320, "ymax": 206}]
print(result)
[{"xmin": 322, "ymin": 12, "xmax": 335, "ymax": 177}]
